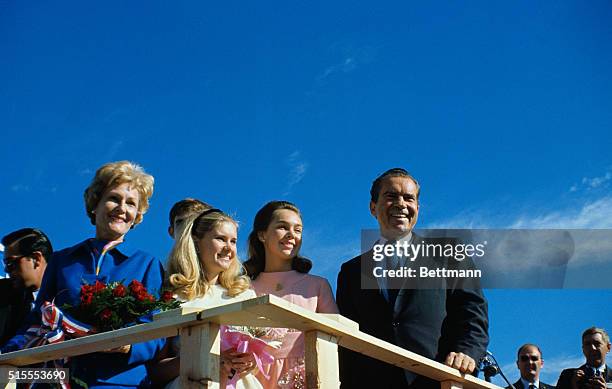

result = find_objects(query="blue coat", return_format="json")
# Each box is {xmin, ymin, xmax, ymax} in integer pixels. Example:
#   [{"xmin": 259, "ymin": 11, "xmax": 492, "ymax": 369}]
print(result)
[{"xmin": 2, "ymin": 239, "xmax": 166, "ymax": 388}]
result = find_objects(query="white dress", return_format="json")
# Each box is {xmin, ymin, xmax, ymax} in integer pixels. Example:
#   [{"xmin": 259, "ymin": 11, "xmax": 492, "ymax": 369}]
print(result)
[{"xmin": 165, "ymin": 285, "xmax": 262, "ymax": 389}]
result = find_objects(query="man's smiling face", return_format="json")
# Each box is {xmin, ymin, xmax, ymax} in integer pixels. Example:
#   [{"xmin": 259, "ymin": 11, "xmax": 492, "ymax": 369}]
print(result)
[{"xmin": 370, "ymin": 176, "xmax": 419, "ymax": 240}]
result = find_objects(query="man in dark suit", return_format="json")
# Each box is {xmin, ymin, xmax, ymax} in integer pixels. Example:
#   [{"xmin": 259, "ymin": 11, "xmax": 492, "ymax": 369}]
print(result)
[
  {"xmin": 0, "ymin": 228, "xmax": 53, "ymax": 346},
  {"xmin": 556, "ymin": 327, "xmax": 611, "ymax": 389},
  {"xmin": 507, "ymin": 344, "xmax": 555, "ymax": 389},
  {"xmin": 336, "ymin": 168, "xmax": 489, "ymax": 389}
]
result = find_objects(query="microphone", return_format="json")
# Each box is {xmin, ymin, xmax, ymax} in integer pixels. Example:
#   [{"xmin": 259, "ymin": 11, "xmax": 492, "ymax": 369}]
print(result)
[{"xmin": 478, "ymin": 350, "xmax": 515, "ymax": 388}]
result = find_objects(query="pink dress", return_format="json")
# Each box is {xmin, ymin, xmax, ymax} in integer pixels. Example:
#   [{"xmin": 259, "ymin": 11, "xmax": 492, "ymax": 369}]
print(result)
[{"xmin": 251, "ymin": 271, "xmax": 338, "ymax": 389}]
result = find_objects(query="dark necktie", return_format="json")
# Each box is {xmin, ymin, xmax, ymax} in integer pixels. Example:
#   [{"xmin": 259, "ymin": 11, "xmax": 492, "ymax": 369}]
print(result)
[
  {"xmin": 384, "ymin": 243, "xmax": 400, "ymax": 307},
  {"xmin": 529, "ymin": 384, "xmax": 537, "ymax": 389},
  {"xmin": 387, "ymin": 287, "xmax": 399, "ymax": 307}
]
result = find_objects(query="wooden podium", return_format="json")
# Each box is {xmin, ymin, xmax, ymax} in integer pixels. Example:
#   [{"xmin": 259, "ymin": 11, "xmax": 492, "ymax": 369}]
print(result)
[{"xmin": 0, "ymin": 295, "xmax": 501, "ymax": 389}]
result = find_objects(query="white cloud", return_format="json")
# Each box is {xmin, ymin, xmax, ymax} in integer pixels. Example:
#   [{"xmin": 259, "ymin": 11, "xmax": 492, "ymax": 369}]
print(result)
[
  {"xmin": 0, "ymin": 243, "xmax": 4, "ymax": 252},
  {"xmin": 570, "ymin": 170, "xmax": 612, "ymax": 192},
  {"xmin": 315, "ymin": 44, "xmax": 377, "ymax": 84},
  {"xmin": 284, "ymin": 151, "xmax": 309, "ymax": 195},
  {"xmin": 582, "ymin": 172, "xmax": 612, "ymax": 189},
  {"xmin": 318, "ymin": 57, "xmax": 357, "ymax": 81},
  {"xmin": 424, "ymin": 195, "xmax": 612, "ymax": 278},
  {"xmin": 106, "ymin": 139, "xmax": 124, "ymax": 161},
  {"xmin": 427, "ymin": 195, "xmax": 612, "ymax": 230},
  {"xmin": 511, "ymin": 196, "xmax": 612, "ymax": 229},
  {"xmin": 305, "ymin": 240, "xmax": 361, "ymax": 276},
  {"xmin": 539, "ymin": 354, "xmax": 585, "ymax": 384}
]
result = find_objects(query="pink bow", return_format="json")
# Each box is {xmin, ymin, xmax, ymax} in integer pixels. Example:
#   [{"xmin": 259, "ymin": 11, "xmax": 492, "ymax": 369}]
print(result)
[{"xmin": 220, "ymin": 326, "xmax": 276, "ymax": 389}]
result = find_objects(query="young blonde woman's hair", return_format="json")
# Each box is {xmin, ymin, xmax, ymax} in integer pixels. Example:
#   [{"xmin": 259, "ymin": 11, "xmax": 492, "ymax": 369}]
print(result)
[{"xmin": 166, "ymin": 209, "xmax": 250, "ymax": 300}]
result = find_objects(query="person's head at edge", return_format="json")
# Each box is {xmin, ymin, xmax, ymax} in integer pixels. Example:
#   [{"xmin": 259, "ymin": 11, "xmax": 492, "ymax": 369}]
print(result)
[
  {"xmin": 84, "ymin": 161, "xmax": 154, "ymax": 241},
  {"xmin": 244, "ymin": 200, "xmax": 312, "ymax": 279},
  {"xmin": 370, "ymin": 168, "xmax": 420, "ymax": 241},
  {"xmin": 168, "ymin": 198, "xmax": 212, "ymax": 239},
  {"xmin": 2, "ymin": 228, "xmax": 53, "ymax": 290},
  {"xmin": 167, "ymin": 209, "xmax": 249, "ymax": 300},
  {"xmin": 516, "ymin": 344, "xmax": 544, "ymax": 383},
  {"xmin": 581, "ymin": 327, "xmax": 611, "ymax": 368}
]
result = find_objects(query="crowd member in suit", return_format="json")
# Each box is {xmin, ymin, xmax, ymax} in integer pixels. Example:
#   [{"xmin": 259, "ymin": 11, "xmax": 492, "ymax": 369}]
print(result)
[
  {"xmin": 167, "ymin": 197, "xmax": 212, "ymax": 239},
  {"xmin": 2, "ymin": 161, "xmax": 165, "ymax": 389},
  {"xmin": 0, "ymin": 228, "xmax": 52, "ymax": 345},
  {"xmin": 507, "ymin": 344, "xmax": 555, "ymax": 389},
  {"xmin": 336, "ymin": 168, "xmax": 489, "ymax": 389},
  {"xmin": 557, "ymin": 327, "xmax": 611, "ymax": 389}
]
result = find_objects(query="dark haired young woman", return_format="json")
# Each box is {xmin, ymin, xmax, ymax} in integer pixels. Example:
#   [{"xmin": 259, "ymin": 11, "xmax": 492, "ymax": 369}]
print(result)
[{"xmin": 244, "ymin": 201, "xmax": 337, "ymax": 389}]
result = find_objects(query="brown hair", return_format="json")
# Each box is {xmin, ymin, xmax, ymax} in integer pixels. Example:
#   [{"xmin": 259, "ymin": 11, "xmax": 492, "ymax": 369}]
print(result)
[
  {"xmin": 370, "ymin": 168, "xmax": 420, "ymax": 203},
  {"xmin": 582, "ymin": 326, "xmax": 610, "ymax": 345},
  {"xmin": 244, "ymin": 200, "xmax": 312, "ymax": 279},
  {"xmin": 168, "ymin": 198, "xmax": 212, "ymax": 228}
]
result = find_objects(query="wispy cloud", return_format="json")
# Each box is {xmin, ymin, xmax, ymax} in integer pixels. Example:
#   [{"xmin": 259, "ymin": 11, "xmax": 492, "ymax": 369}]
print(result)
[
  {"xmin": 427, "ymin": 195, "xmax": 612, "ymax": 229},
  {"xmin": 317, "ymin": 57, "xmax": 357, "ymax": 81},
  {"xmin": 10, "ymin": 184, "xmax": 30, "ymax": 192},
  {"xmin": 105, "ymin": 139, "xmax": 125, "ymax": 161},
  {"xmin": 511, "ymin": 196, "xmax": 612, "ymax": 229},
  {"xmin": 305, "ymin": 240, "xmax": 361, "ymax": 277},
  {"xmin": 570, "ymin": 170, "xmax": 612, "ymax": 192},
  {"xmin": 284, "ymin": 151, "xmax": 309, "ymax": 195},
  {"xmin": 425, "ymin": 193, "xmax": 612, "ymax": 278},
  {"xmin": 315, "ymin": 44, "xmax": 378, "ymax": 84}
]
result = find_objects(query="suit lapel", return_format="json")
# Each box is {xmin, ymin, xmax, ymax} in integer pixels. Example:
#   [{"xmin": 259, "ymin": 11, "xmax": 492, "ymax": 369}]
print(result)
[
  {"xmin": 361, "ymin": 249, "xmax": 398, "ymax": 309},
  {"xmin": 359, "ymin": 250, "xmax": 395, "ymax": 311}
]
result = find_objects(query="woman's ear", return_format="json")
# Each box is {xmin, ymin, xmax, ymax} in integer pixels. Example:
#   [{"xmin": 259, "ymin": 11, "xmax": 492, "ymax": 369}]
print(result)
[{"xmin": 257, "ymin": 231, "xmax": 265, "ymax": 243}]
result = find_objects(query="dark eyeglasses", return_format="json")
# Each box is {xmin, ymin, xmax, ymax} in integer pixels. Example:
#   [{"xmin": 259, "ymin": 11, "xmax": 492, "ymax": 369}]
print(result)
[
  {"xmin": 519, "ymin": 355, "xmax": 540, "ymax": 362},
  {"xmin": 3, "ymin": 255, "xmax": 26, "ymax": 272}
]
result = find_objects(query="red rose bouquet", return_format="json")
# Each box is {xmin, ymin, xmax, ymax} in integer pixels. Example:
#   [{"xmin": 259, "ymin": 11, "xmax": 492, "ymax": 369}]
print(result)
[{"xmin": 62, "ymin": 279, "xmax": 180, "ymax": 332}]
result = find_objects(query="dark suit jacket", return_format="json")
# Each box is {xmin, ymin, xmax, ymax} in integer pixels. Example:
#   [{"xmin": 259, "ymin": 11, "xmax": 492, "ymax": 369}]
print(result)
[
  {"xmin": 0, "ymin": 279, "xmax": 33, "ymax": 347},
  {"xmin": 556, "ymin": 364, "xmax": 611, "ymax": 389},
  {"xmin": 506, "ymin": 379, "xmax": 555, "ymax": 389},
  {"xmin": 336, "ymin": 237, "xmax": 489, "ymax": 389}
]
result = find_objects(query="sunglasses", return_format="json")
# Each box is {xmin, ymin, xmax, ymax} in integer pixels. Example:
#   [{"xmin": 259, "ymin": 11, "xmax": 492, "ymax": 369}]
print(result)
[{"xmin": 519, "ymin": 355, "xmax": 540, "ymax": 362}]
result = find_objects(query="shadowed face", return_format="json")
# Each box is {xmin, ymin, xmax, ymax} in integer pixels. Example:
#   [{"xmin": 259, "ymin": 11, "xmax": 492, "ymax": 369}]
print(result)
[
  {"xmin": 582, "ymin": 332, "xmax": 611, "ymax": 367},
  {"xmin": 3, "ymin": 243, "xmax": 43, "ymax": 289},
  {"xmin": 516, "ymin": 345, "xmax": 543, "ymax": 383}
]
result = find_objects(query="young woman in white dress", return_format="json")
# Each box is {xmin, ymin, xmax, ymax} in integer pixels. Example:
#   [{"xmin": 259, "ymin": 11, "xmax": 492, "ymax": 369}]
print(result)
[{"xmin": 153, "ymin": 208, "xmax": 261, "ymax": 389}]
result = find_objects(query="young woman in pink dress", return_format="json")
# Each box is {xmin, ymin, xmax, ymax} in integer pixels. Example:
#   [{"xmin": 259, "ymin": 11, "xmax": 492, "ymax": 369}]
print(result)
[{"xmin": 244, "ymin": 201, "xmax": 338, "ymax": 389}]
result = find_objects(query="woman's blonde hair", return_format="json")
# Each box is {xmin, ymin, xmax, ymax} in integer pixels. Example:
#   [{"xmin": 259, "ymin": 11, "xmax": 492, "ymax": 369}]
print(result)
[
  {"xmin": 84, "ymin": 161, "xmax": 154, "ymax": 226},
  {"xmin": 167, "ymin": 209, "xmax": 250, "ymax": 300}
]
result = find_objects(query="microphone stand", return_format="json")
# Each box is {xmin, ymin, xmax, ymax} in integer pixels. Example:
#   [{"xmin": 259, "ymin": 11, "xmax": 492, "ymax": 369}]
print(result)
[{"xmin": 479, "ymin": 350, "xmax": 516, "ymax": 389}]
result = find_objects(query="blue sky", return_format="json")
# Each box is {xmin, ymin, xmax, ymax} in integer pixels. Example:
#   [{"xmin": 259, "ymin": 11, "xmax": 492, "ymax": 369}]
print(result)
[{"xmin": 2, "ymin": 1, "xmax": 612, "ymax": 385}]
